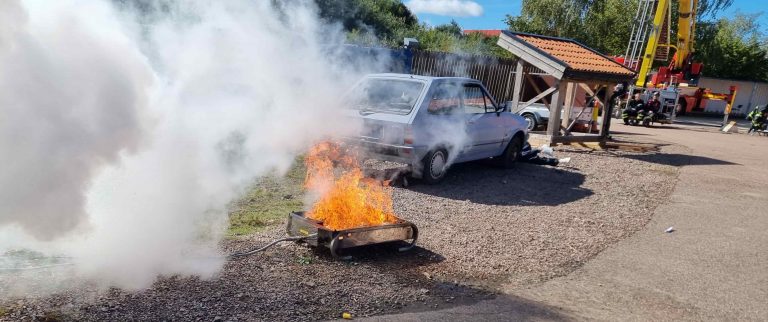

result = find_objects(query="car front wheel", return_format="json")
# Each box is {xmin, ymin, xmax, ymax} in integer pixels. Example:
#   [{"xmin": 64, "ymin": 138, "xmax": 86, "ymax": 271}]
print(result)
[
  {"xmin": 421, "ymin": 148, "xmax": 449, "ymax": 184},
  {"xmin": 499, "ymin": 136, "xmax": 523, "ymax": 168},
  {"xmin": 523, "ymin": 114, "xmax": 537, "ymax": 131}
]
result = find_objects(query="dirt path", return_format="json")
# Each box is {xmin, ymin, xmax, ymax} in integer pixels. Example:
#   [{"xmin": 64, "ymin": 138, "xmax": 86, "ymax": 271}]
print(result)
[{"xmin": 368, "ymin": 122, "xmax": 768, "ymax": 321}]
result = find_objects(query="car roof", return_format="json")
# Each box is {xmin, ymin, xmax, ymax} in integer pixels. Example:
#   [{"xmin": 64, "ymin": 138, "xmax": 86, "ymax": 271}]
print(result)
[{"xmin": 365, "ymin": 73, "xmax": 480, "ymax": 83}]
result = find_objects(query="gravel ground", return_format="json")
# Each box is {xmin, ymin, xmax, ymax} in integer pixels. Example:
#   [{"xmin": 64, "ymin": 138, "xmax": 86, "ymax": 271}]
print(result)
[
  {"xmin": 0, "ymin": 139, "xmax": 683, "ymax": 321},
  {"xmin": 399, "ymin": 142, "xmax": 684, "ymax": 288}
]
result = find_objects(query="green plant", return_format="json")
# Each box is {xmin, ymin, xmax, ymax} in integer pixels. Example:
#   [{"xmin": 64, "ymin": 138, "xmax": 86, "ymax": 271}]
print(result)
[
  {"xmin": 297, "ymin": 255, "xmax": 313, "ymax": 265},
  {"xmin": 227, "ymin": 158, "xmax": 306, "ymax": 237}
]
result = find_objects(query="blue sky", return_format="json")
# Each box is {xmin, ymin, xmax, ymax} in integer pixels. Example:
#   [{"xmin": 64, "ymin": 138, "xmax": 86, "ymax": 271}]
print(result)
[{"xmin": 409, "ymin": 0, "xmax": 767, "ymax": 31}]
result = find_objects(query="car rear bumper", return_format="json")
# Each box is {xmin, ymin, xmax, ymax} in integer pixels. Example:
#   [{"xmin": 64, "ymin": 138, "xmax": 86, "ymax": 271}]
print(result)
[{"xmin": 340, "ymin": 137, "xmax": 426, "ymax": 166}]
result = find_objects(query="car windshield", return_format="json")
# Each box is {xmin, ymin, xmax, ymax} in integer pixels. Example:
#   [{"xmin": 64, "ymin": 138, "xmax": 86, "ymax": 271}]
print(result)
[{"xmin": 347, "ymin": 78, "xmax": 425, "ymax": 115}]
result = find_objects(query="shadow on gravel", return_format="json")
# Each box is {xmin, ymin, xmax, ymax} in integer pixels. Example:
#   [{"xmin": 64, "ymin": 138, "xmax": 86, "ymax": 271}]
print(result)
[
  {"xmin": 610, "ymin": 130, "xmax": 652, "ymax": 136},
  {"xmin": 61, "ymin": 241, "xmax": 493, "ymax": 322},
  {"xmin": 313, "ymin": 242, "xmax": 446, "ymax": 264},
  {"xmin": 411, "ymin": 162, "xmax": 592, "ymax": 206},
  {"xmin": 622, "ymin": 153, "xmax": 739, "ymax": 167},
  {"xmin": 364, "ymin": 294, "xmax": 572, "ymax": 321},
  {"xmin": 562, "ymin": 145, "xmax": 738, "ymax": 167},
  {"xmin": 333, "ymin": 244, "xmax": 570, "ymax": 321},
  {"xmin": 649, "ymin": 125, "xmax": 726, "ymax": 134}
]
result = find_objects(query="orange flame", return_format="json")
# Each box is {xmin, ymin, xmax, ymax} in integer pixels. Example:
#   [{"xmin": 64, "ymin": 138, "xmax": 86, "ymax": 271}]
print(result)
[{"xmin": 304, "ymin": 141, "xmax": 397, "ymax": 231}]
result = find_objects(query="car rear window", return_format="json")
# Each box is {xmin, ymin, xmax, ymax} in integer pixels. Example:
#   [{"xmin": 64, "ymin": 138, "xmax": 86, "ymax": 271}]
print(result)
[{"xmin": 347, "ymin": 78, "xmax": 425, "ymax": 115}]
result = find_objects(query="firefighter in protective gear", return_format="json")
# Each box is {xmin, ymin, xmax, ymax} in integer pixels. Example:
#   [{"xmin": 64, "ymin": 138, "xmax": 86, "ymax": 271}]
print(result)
[
  {"xmin": 647, "ymin": 92, "xmax": 662, "ymax": 114},
  {"xmin": 638, "ymin": 92, "xmax": 662, "ymax": 125},
  {"xmin": 747, "ymin": 105, "xmax": 767, "ymax": 135},
  {"xmin": 623, "ymin": 93, "xmax": 644, "ymax": 125}
]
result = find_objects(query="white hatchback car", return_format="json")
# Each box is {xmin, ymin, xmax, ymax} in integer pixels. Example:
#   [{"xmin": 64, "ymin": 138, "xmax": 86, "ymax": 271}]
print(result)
[{"xmin": 345, "ymin": 73, "xmax": 529, "ymax": 183}]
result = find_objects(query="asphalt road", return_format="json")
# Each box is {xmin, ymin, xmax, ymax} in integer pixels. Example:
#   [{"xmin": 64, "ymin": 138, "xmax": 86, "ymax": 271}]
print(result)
[{"xmin": 366, "ymin": 120, "xmax": 768, "ymax": 321}]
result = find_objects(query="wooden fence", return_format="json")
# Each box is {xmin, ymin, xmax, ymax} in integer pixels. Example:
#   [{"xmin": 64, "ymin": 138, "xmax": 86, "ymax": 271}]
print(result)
[
  {"xmin": 338, "ymin": 45, "xmax": 547, "ymax": 104},
  {"xmin": 410, "ymin": 50, "xmax": 544, "ymax": 103}
]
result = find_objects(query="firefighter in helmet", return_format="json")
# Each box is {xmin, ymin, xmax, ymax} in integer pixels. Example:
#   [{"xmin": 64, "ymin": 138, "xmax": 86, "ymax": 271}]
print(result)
[
  {"xmin": 647, "ymin": 92, "xmax": 662, "ymax": 114},
  {"xmin": 747, "ymin": 105, "xmax": 768, "ymax": 135},
  {"xmin": 623, "ymin": 93, "xmax": 644, "ymax": 125},
  {"xmin": 640, "ymin": 92, "xmax": 662, "ymax": 124}
]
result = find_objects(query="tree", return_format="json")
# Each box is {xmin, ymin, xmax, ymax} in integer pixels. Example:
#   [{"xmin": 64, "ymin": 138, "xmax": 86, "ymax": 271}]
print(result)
[
  {"xmin": 695, "ymin": 14, "xmax": 768, "ymax": 81},
  {"xmin": 505, "ymin": 0, "xmax": 636, "ymax": 54},
  {"xmin": 434, "ymin": 20, "xmax": 462, "ymax": 37},
  {"xmin": 582, "ymin": 0, "xmax": 637, "ymax": 55},
  {"xmin": 506, "ymin": 0, "xmax": 593, "ymax": 39},
  {"xmin": 314, "ymin": 0, "xmax": 511, "ymax": 57},
  {"xmin": 506, "ymin": 0, "xmax": 735, "ymax": 55},
  {"xmin": 315, "ymin": 0, "xmax": 418, "ymax": 41}
]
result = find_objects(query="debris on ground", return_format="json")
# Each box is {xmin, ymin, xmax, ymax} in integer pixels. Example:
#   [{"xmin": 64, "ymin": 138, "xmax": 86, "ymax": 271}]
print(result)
[{"xmin": 520, "ymin": 143, "xmax": 564, "ymax": 166}]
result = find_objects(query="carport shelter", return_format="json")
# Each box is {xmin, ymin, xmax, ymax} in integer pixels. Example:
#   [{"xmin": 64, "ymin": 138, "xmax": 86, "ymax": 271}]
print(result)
[{"xmin": 497, "ymin": 31, "xmax": 636, "ymax": 144}]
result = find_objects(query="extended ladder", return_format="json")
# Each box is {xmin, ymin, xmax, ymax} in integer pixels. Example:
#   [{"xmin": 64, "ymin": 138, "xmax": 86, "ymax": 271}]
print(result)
[{"xmin": 623, "ymin": 0, "xmax": 671, "ymax": 71}]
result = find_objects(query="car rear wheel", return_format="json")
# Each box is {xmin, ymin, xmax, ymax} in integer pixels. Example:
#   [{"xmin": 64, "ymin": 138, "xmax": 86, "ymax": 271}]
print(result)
[
  {"xmin": 523, "ymin": 114, "xmax": 537, "ymax": 131},
  {"xmin": 421, "ymin": 148, "xmax": 448, "ymax": 184},
  {"xmin": 499, "ymin": 136, "xmax": 523, "ymax": 168}
]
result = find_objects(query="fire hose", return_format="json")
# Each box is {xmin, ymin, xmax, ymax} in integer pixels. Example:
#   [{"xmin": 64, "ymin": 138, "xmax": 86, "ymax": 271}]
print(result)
[
  {"xmin": 226, "ymin": 233, "xmax": 317, "ymax": 259},
  {"xmin": 0, "ymin": 234, "xmax": 318, "ymax": 271}
]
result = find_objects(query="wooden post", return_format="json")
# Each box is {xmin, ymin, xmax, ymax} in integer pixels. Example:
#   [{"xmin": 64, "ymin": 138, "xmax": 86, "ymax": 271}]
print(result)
[
  {"xmin": 599, "ymin": 83, "xmax": 612, "ymax": 139},
  {"xmin": 510, "ymin": 60, "xmax": 525, "ymax": 111},
  {"xmin": 561, "ymin": 82, "xmax": 576, "ymax": 131},
  {"xmin": 547, "ymin": 80, "xmax": 568, "ymax": 138}
]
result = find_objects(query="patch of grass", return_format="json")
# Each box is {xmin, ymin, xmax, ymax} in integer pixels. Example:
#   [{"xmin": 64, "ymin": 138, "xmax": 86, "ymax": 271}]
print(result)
[
  {"xmin": 227, "ymin": 158, "xmax": 306, "ymax": 238},
  {"xmin": 0, "ymin": 307, "xmax": 8, "ymax": 318},
  {"xmin": 297, "ymin": 255, "xmax": 313, "ymax": 265}
]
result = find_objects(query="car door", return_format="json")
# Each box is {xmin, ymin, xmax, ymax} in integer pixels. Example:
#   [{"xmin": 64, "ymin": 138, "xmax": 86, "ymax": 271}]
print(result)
[
  {"xmin": 462, "ymin": 83, "xmax": 506, "ymax": 158},
  {"xmin": 418, "ymin": 81, "xmax": 474, "ymax": 160}
]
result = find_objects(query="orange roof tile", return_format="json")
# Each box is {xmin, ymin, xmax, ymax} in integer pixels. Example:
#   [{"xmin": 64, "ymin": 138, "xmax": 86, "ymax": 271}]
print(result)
[
  {"xmin": 513, "ymin": 33, "xmax": 635, "ymax": 77},
  {"xmin": 463, "ymin": 30, "xmax": 502, "ymax": 37}
]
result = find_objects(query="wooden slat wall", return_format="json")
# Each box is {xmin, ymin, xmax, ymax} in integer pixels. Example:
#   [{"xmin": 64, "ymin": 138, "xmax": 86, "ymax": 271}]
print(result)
[{"xmin": 410, "ymin": 50, "xmax": 544, "ymax": 103}]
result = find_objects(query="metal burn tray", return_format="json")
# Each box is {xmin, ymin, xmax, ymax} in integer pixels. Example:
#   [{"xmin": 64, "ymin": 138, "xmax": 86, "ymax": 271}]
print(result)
[{"xmin": 286, "ymin": 211, "xmax": 418, "ymax": 259}]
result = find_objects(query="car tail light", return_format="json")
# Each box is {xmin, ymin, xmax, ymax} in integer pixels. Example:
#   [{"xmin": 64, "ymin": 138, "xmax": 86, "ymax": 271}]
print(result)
[{"xmin": 403, "ymin": 126, "xmax": 414, "ymax": 145}]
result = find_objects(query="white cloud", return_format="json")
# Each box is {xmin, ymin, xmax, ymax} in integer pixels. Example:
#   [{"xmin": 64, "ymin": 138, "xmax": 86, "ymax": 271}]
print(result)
[{"xmin": 406, "ymin": 0, "xmax": 484, "ymax": 17}]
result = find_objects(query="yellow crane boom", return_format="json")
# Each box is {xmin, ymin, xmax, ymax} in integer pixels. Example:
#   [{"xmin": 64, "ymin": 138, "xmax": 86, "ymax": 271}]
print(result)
[
  {"xmin": 632, "ymin": 0, "xmax": 699, "ymax": 87},
  {"xmin": 674, "ymin": 0, "xmax": 698, "ymax": 70},
  {"xmin": 635, "ymin": 0, "xmax": 670, "ymax": 87},
  {"xmin": 622, "ymin": 0, "xmax": 736, "ymax": 118}
]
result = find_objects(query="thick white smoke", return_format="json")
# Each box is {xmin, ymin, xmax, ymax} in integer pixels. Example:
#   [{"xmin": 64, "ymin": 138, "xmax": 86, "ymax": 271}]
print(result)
[
  {"xmin": 0, "ymin": 0, "xmax": 371, "ymax": 290},
  {"xmin": 0, "ymin": 0, "xmax": 152, "ymax": 241}
]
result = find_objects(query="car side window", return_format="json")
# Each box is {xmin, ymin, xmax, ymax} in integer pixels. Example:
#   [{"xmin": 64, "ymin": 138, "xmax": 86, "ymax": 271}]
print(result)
[
  {"xmin": 463, "ymin": 85, "xmax": 494, "ymax": 114},
  {"xmin": 428, "ymin": 83, "xmax": 462, "ymax": 115}
]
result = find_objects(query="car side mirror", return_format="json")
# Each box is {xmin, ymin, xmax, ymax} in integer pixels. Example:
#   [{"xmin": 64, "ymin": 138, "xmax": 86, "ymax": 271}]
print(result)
[{"xmin": 496, "ymin": 102, "xmax": 507, "ymax": 116}]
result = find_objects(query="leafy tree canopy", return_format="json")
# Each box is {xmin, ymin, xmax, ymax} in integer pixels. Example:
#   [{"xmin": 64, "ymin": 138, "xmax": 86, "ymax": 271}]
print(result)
[
  {"xmin": 315, "ymin": 0, "xmax": 511, "ymax": 57},
  {"xmin": 505, "ymin": 0, "xmax": 768, "ymax": 81},
  {"xmin": 506, "ymin": 0, "xmax": 734, "ymax": 54},
  {"xmin": 695, "ymin": 13, "xmax": 768, "ymax": 81},
  {"xmin": 315, "ymin": 0, "xmax": 418, "ymax": 40}
]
